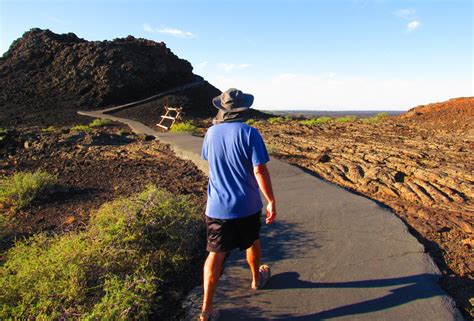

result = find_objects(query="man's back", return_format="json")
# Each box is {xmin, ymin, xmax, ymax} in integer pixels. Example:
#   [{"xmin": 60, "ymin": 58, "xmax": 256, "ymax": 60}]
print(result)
[
  {"xmin": 202, "ymin": 122, "xmax": 269, "ymax": 219},
  {"xmin": 199, "ymin": 88, "xmax": 276, "ymax": 320}
]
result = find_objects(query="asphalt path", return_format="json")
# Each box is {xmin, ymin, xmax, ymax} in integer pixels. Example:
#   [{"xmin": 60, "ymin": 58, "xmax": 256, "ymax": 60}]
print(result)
[{"xmin": 77, "ymin": 111, "xmax": 463, "ymax": 321}]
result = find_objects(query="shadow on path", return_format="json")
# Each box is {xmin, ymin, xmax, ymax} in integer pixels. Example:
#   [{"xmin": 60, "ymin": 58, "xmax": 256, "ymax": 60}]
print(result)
[
  {"xmin": 223, "ymin": 219, "xmax": 321, "ymax": 268},
  {"xmin": 226, "ymin": 273, "xmax": 445, "ymax": 320},
  {"xmin": 183, "ymin": 221, "xmax": 321, "ymax": 320},
  {"xmin": 261, "ymin": 219, "xmax": 322, "ymax": 262}
]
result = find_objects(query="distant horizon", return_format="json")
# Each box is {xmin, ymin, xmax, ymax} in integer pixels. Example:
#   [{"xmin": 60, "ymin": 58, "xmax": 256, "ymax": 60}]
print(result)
[
  {"xmin": 259, "ymin": 109, "xmax": 407, "ymax": 112},
  {"xmin": 255, "ymin": 109, "xmax": 406, "ymax": 117},
  {"xmin": 1, "ymin": 0, "xmax": 472, "ymax": 110}
]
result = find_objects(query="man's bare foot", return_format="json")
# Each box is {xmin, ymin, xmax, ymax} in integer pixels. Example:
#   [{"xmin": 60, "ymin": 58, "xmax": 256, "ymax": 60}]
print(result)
[
  {"xmin": 199, "ymin": 310, "xmax": 220, "ymax": 321},
  {"xmin": 251, "ymin": 265, "xmax": 271, "ymax": 290}
]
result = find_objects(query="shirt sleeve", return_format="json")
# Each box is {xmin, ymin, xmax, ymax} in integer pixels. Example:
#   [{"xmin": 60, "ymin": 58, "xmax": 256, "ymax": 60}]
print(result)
[
  {"xmin": 250, "ymin": 128, "xmax": 270, "ymax": 166},
  {"xmin": 201, "ymin": 132, "xmax": 209, "ymax": 161}
]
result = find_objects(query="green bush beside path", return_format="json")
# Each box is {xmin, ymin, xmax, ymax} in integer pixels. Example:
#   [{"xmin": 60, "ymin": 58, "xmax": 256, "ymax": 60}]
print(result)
[
  {"xmin": 0, "ymin": 185, "xmax": 204, "ymax": 320},
  {"xmin": 0, "ymin": 170, "xmax": 57, "ymax": 211}
]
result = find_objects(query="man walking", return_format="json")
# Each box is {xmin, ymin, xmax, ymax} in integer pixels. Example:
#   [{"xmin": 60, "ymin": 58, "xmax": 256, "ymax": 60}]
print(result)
[{"xmin": 200, "ymin": 88, "xmax": 276, "ymax": 321}]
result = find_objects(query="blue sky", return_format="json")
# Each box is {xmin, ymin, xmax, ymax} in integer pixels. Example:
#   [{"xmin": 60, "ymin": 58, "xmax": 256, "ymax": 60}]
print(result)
[{"xmin": 1, "ymin": 0, "xmax": 472, "ymax": 110}]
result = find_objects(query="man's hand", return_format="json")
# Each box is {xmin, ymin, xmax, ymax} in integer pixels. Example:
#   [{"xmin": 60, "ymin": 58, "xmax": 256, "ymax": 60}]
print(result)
[
  {"xmin": 266, "ymin": 201, "xmax": 276, "ymax": 224},
  {"xmin": 254, "ymin": 164, "xmax": 277, "ymax": 225}
]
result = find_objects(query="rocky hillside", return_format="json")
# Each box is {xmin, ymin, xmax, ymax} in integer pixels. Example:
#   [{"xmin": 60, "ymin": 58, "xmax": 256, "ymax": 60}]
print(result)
[
  {"xmin": 400, "ymin": 97, "xmax": 474, "ymax": 134},
  {"xmin": 0, "ymin": 28, "xmax": 220, "ymax": 126}
]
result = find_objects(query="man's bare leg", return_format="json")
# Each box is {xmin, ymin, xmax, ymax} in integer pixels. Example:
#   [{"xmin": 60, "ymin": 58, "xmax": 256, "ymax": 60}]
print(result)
[
  {"xmin": 201, "ymin": 252, "xmax": 226, "ymax": 319},
  {"xmin": 246, "ymin": 239, "xmax": 261, "ymax": 288}
]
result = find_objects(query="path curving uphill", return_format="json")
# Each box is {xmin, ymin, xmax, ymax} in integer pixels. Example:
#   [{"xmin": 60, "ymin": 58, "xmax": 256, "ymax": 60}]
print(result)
[{"xmin": 78, "ymin": 109, "xmax": 463, "ymax": 320}]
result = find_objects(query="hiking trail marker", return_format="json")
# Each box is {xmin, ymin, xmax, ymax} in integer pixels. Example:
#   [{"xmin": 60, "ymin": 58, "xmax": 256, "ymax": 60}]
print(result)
[{"xmin": 156, "ymin": 106, "xmax": 182, "ymax": 130}]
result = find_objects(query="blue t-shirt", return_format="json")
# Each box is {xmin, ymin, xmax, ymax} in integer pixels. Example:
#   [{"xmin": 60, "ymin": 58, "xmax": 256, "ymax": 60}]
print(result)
[{"xmin": 201, "ymin": 122, "xmax": 270, "ymax": 219}]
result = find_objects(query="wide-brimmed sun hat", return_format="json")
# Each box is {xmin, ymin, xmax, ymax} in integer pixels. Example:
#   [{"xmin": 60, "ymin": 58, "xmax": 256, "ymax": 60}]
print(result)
[{"xmin": 212, "ymin": 88, "xmax": 254, "ymax": 112}]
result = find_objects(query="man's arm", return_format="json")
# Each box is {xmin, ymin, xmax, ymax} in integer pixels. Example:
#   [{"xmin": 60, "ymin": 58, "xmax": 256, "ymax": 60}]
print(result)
[{"xmin": 253, "ymin": 164, "xmax": 276, "ymax": 224}]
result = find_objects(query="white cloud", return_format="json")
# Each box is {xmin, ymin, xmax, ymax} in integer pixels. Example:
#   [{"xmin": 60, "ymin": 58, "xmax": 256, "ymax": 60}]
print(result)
[
  {"xmin": 47, "ymin": 16, "xmax": 66, "ymax": 25},
  {"xmin": 407, "ymin": 20, "xmax": 421, "ymax": 32},
  {"xmin": 393, "ymin": 9, "xmax": 421, "ymax": 32},
  {"xmin": 142, "ymin": 23, "xmax": 195, "ymax": 38},
  {"xmin": 196, "ymin": 61, "xmax": 208, "ymax": 71},
  {"xmin": 209, "ymin": 76, "xmax": 237, "ymax": 91},
  {"xmin": 143, "ymin": 23, "xmax": 154, "ymax": 33},
  {"xmin": 158, "ymin": 28, "xmax": 195, "ymax": 38},
  {"xmin": 218, "ymin": 63, "xmax": 235, "ymax": 72},
  {"xmin": 393, "ymin": 8, "xmax": 416, "ymax": 20},
  {"xmin": 217, "ymin": 63, "xmax": 252, "ymax": 72}
]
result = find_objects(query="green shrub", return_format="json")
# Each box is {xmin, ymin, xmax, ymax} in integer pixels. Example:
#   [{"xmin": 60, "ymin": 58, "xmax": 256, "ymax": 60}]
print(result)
[
  {"xmin": 245, "ymin": 119, "xmax": 256, "ymax": 126},
  {"xmin": 41, "ymin": 126, "xmax": 57, "ymax": 133},
  {"xmin": 0, "ymin": 185, "xmax": 204, "ymax": 319},
  {"xmin": 71, "ymin": 124, "xmax": 92, "ymax": 132},
  {"xmin": 268, "ymin": 117, "xmax": 286, "ymax": 125},
  {"xmin": 245, "ymin": 119, "xmax": 264, "ymax": 127},
  {"xmin": 0, "ymin": 233, "xmax": 100, "ymax": 319},
  {"xmin": 0, "ymin": 170, "xmax": 57, "ymax": 210},
  {"xmin": 0, "ymin": 128, "xmax": 7, "ymax": 142},
  {"xmin": 89, "ymin": 118, "xmax": 112, "ymax": 127},
  {"xmin": 362, "ymin": 112, "xmax": 389, "ymax": 124},
  {"xmin": 86, "ymin": 272, "xmax": 157, "ymax": 319},
  {"xmin": 299, "ymin": 116, "xmax": 332, "ymax": 126},
  {"xmin": 0, "ymin": 214, "xmax": 6, "ymax": 238},
  {"xmin": 362, "ymin": 117, "xmax": 379, "ymax": 124},
  {"xmin": 336, "ymin": 115, "xmax": 357, "ymax": 123},
  {"xmin": 170, "ymin": 121, "xmax": 198, "ymax": 134}
]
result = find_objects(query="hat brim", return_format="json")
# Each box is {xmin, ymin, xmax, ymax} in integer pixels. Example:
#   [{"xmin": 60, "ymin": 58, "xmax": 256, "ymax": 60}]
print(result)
[{"xmin": 212, "ymin": 93, "xmax": 254, "ymax": 112}]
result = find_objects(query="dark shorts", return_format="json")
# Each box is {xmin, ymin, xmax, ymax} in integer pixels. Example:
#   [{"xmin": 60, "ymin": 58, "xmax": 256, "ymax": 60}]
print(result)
[{"xmin": 206, "ymin": 211, "xmax": 262, "ymax": 252}]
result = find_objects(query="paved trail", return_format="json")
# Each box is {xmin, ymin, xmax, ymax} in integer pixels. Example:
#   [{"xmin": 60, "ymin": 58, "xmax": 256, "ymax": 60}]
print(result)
[{"xmin": 78, "ymin": 109, "xmax": 462, "ymax": 321}]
